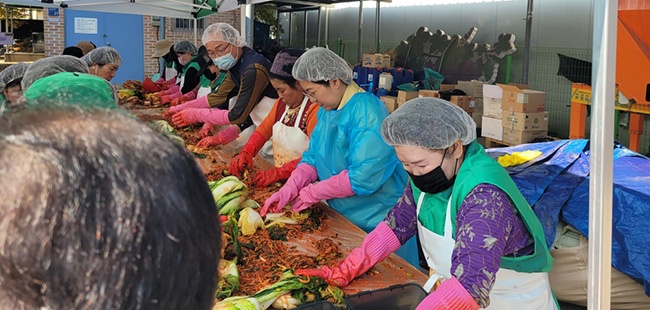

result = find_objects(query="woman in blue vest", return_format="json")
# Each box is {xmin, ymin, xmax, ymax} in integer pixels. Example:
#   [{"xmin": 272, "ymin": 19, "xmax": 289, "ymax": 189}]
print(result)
[{"xmin": 297, "ymin": 98, "xmax": 556, "ymax": 309}]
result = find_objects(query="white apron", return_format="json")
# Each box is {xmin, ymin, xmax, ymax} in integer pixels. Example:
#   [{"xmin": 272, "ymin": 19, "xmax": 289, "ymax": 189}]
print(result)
[
  {"xmin": 196, "ymin": 85, "xmax": 212, "ymax": 98},
  {"xmin": 271, "ymin": 97, "xmax": 310, "ymax": 167},
  {"xmin": 416, "ymin": 193, "xmax": 557, "ymax": 309},
  {"xmin": 164, "ymin": 66, "xmax": 177, "ymax": 82},
  {"xmin": 231, "ymin": 96, "xmax": 276, "ymax": 161},
  {"xmin": 178, "ymin": 73, "xmax": 186, "ymax": 89}
]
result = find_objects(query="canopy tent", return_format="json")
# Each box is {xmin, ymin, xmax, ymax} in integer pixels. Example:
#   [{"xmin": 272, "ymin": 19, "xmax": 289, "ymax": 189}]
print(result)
[{"xmin": 0, "ymin": 0, "xmax": 228, "ymax": 19}]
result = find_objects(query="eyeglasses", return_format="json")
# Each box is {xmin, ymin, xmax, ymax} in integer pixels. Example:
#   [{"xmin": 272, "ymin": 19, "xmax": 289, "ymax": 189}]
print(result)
[
  {"xmin": 207, "ymin": 43, "xmax": 231, "ymax": 58},
  {"xmin": 302, "ymin": 84, "xmax": 324, "ymax": 100}
]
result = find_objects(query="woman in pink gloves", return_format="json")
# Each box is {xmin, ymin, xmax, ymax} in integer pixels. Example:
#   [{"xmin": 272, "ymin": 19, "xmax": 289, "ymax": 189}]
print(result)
[
  {"xmin": 155, "ymin": 41, "xmax": 201, "ymax": 105},
  {"xmin": 163, "ymin": 23, "xmax": 277, "ymax": 149},
  {"xmin": 259, "ymin": 47, "xmax": 421, "ymax": 268},
  {"xmin": 296, "ymin": 98, "xmax": 557, "ymax": 310},
  {"xmin": 228, "ymin": 49, "xmax": 318, "ymax": 187}
]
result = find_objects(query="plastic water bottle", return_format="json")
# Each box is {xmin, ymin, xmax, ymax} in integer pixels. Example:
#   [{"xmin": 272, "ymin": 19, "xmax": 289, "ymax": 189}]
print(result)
[{"xmin": 378, "ymin": 72, "xmax": 394, "ymax": 91}]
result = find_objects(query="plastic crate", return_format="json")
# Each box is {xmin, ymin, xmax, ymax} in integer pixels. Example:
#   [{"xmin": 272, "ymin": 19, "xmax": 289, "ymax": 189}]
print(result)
[
  {"xmin": 295, "ymin": 300, "xmax": 338, "ymax": 310},
  {"xmin": 345, "ymin": 283, "xmax": 427, "ymax": 310}
]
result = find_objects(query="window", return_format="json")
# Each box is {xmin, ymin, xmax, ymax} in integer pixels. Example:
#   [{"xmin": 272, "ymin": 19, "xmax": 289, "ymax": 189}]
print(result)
[{"xmin": 173, "ymin": 18, "xmax": 205, "ymax": 32}]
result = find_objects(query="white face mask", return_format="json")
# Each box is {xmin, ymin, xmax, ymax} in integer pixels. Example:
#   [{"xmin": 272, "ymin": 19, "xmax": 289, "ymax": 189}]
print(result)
[{"xmin": 179, "ymin": 58, "xmax": 189, "ymax": 66}]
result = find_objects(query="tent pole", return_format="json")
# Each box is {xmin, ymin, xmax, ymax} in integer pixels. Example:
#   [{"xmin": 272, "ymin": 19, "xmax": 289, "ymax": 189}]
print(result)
[
  {"xmin": 324, "ymin": 7, "xmax": 329, "ymax": 48},
  {"xmin": 375, "ymin": 0, "xmax": 379, "ymax": 53},
  {"xmin": 317, "ymin": 8, "xmax": 321, "ymax": 46},
  {"xmin": 522, "ymin": 0, "xmax": 533, "ymax": 84},
  {"xmin": 358, "ymin": 0, "xmax": 363, "ymax": 63},
  {"xmin": 288, "ymin": 12, "xmax": 292, "ymax": 47},
  {"xmin": 588, "ymin": 0, "xmax": 616, "ymax": 309},
  {"xmin": 303, "ymin": 10, "xmax": 307, "ymax": 49},
  {"xmin": 193, "ymin": 18, "xmax": 198, "ymax": 47}
]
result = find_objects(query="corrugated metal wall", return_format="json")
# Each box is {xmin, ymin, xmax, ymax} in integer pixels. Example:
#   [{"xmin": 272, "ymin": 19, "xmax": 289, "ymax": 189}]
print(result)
[{"xmin": 276, "ymin": 0, "xmax": 650, "ymax": 155}]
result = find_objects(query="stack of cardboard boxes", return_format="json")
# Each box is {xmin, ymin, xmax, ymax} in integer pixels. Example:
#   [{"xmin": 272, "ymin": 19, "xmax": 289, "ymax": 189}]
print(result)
[
  {"xmin": 456, "ymin": 80, "xmax": 487, "ymax": 127},
  {"xmin": 481, "ymin": 84, "xmax": 549, "ymax": 145}
]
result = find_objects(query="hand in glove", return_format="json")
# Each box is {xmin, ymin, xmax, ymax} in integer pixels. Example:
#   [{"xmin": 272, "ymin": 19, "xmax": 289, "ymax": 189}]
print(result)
[
  {"xmin": 198, "ymin": 123, "xmax": 215, "ymax": 138},
  {"xmin": 162, "ymin": 96, "xmax": 210, "ymax": 120},
  {"xmin": 172, "ymin": 107, "xmax": 230, "ymax": 128},
  {"xmin": 229, "ymin": 131, "xmax": 268, "ymax": 177},
  {"xmin": 170, "ymin": 91, "xmax": 196, "ymax": 106},
  {"xmin": 252, "ymin": 158, "xmax": 299, "ymax": 187},
  {"xmin": 260, "ymin": 163, "xmax": 319, "ymax": 217},
  {"xmin": 296, "ymin": 222, "xmax": 400, "ymax": 286},
  {"xmin": 415, "ymin": 277, "xmax": 480, "ymax": 310},
  {"xmin": 195, "ymin": 126, "xmax": 239, "ymax": 149},
  {"xmin": 289, "ymin": 170, "xmax": 355, "ymax": 213},
  {"xmin": 160, "ymin": 91, "xmax": 182, "ymax": 105}
]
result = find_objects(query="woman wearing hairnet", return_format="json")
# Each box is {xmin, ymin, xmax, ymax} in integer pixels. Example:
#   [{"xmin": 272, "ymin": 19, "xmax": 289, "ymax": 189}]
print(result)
[
  {"xmin": 165, "ymin": 22, "xmax": 277, "ymax": 150},
  {"xmin": 155, "ymin": 41, "xmax": 202, "ymax": 105},
  {"xmin": 260, "ymin": 47, "xmax": 419, "ymax": 267},
  {"xmin": 0, "ymin": 62, "xmax": 29, "ymax": 110},
  {"xmin": 81, "ymin": 46, "xmax": 121, "ymax": 82},
  {"xmin": 226, "ymin": 49, "xmax": 319, "ymax": 187},
  {"xmin": 166, "ymin": 46, "xmax": 228, "ymax": 107},
  {"xmin": 296, "ymin": 98, "xmax": 556, "ymax": 309}
]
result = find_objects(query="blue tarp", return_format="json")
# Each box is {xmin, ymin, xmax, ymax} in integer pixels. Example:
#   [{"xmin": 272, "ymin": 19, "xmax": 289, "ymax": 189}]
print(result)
[{"xmin": 485, "ymin": 140, "xmax": 650, "ymax": 296}]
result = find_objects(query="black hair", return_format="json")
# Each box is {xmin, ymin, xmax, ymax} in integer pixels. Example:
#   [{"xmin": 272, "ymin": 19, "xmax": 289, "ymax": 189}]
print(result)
[
  {"xmin": 62, "ymin": 46, "xmax": 84, "ymax": 58},
  {"xmin": 5, "ymin": 77, "xmax": 22, "ymax": 89},
  {"xmin": 0, "ymin": 106, "xmax": 220, "ymax": 309}
]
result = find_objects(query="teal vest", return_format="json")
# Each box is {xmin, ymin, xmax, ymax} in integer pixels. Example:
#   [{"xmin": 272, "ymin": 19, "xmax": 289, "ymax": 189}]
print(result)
[{"xmin": 412, "ymin": 140, "xmax": 553, "ymax": 273}]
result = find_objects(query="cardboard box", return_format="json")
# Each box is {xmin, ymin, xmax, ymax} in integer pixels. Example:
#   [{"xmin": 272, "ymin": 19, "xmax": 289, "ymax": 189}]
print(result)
[
  {"xmin": 362, "ymin": 53, "xmax": 391, "ymax": 68},
  {"xmin": 483, "ymin": 97, "xmax": 502, "ymax": 118},
  {"xmin": 457, "ymin": 80, "xmax": 487, "ymax": 98},
  {"xmin": 472, "ymin": 109, "xmax": 483, "ymax": 127},
  {"xmin": 418, "ymin": 90, "xmax": 440, "ymax": 98},
  {"xmin": 502, "ymin": 129, "xmax": 548, "ymax": 145},
  {"xmin": 397, "ymin": 90, "xmax": 419, "ymax": 107},
  {"xmin": 502, "ymin": 111, "xmax": 549, "ymax": 131},
  {"xmin": 483, "ymin": 84, "xmax": 503, "ymax": 99},
  {"xmin": 380, "ymin": 96, "xmax": 398, "ymax": 113},
  {"xmin": 498, "ymin": 83, "xmax": 546, "ymax": 113},
  {"xmin": 472, "ymin": 97, "xmax": 483, "ymax": 111},
  {"xmin": 481, "ymin": 116, "xmax": 503, "ymax": 140},
  {"xmin": 439, "ymin": 84, "xmax": 456, "ymax": 91},
  {"xmin": 449, "ymin": 95, "xmax": 472, "ymax": 113}
]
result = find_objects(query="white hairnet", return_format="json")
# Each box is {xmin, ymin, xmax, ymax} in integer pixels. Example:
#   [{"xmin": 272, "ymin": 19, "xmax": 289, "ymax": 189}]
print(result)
[
  {"xmin": 81, "ymin": 46, "xmax": 122, "ymax": 67},
  {"xmin": 173, "ymin": 41, "xmax": 198, "ymax": 55},
  {"xmin": 201, "ymin": 23, "xmax": 246, "ymax": 48},
  {"xmin": 0, "ymin": 62, "xmax": 29, "ymax": 92},
  {"xmin": 381, "ymin": 97, "xmax": 477, "ymax": 150},
  {"xmin": 22, "ymin": 55, "xmax": 90, "ymax": 91},
  {"xmin": 292, "ymin": 47, "xmax": 353, "ymax": 84}
]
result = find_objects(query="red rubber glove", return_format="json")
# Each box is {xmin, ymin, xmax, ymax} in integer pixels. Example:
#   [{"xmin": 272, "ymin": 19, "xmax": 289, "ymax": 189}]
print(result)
[
  {"xmin": 415, "ymin": 277, "xmax": 480, "ymax": 310},
  {"xmin": 252, "ymin": 158, "xmax": 299, "ymax": 187},
  {"xmin": 196, "ymin": 126, "xmax": 239, "ymax": 149},
  {"xmin": 289, "ymin": 170, "xmax": 355, "ymax": 213},
  {"xmin": 198, "ymin": 123, "xmax": 215, "ymax": 138},
  {"xmin": 229, "ymin": 131, "xmax": 268, "ymax": 177},
  {"xmin": 296, "ymin": 222, "xmax": 401, "ymax": 287},
  {"xmin": 260, "ymin": 163, "xmax": 318, "ymax": 217}
]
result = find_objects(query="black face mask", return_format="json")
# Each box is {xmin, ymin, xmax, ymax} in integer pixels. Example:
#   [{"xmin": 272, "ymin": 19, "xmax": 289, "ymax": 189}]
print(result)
[{"xmin": 408, "ymin": 148, "xmax": 457, "ymax": 194}]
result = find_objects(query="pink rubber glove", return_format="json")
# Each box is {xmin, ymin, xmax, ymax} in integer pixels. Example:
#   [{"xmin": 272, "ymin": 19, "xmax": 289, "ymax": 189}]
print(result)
[
  {"xmin": 156, "ymin": 77, "xmax": 165, "ymax": 84},
  {"xmin": 228, "ymin": 131, "xmax": 267, "ymax": 177},
  {"xmin": 171, "ymin": 91, "xmax": 196, "ymax": 106},
  {"xmin": 195, "ymin": 125, "xmax": 239, "ymax": 148},
  {"xmin": 163, "ymin": 96, "xmax": 210, "ymax": 120},
  {"xmin": 171, "ymin": 108, "xmax": 229, "ymax": 127},
  {"xmin": 290, "ymin": 170, "xmax": 355, "ymax": 213},
  {"xmin": 296, "ymin": 221, "xmax": 400, "ymax": 286},
  {"xmin": 260, "ymin": 163, "xmax": 318, "ymax": 217},
  {"xmin": 416, "ymin": 277, "xmax": 480, "ymax": 310},
  {"xmin": 198, "ymin": 123, "xmax": 215, "ymax": 138},
  {"xmin": 160, "ymin": 91, "xmax": 182, "ymax": 105}
]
